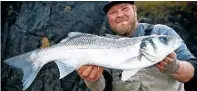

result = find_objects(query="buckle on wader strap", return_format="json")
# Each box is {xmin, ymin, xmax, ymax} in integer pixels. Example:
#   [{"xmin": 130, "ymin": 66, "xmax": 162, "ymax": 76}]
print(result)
[{"xmin": 144, "ymin": 24, "xmax": 154, "ymax": 36}]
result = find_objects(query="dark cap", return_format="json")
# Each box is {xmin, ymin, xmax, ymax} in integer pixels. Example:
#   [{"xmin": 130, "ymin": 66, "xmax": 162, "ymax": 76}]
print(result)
[{"xmin": 103, "ymin": 1, "xmax": 134, "ymax": 13}]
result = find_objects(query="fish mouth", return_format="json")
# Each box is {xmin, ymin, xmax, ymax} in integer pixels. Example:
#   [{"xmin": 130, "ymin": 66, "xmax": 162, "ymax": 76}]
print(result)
[{"xmin": 140, "ymin": 49, "xmax": 158, "ymax": 62}]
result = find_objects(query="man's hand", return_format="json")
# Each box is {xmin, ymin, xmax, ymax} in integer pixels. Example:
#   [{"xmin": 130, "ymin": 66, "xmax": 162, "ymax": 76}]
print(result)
[
  {"xmin": 77, "ymin": 65, "xmax": 104, "ymax": 81},
  {"xmin": 156, "ymin": 52, "xmax": 195, "ymax": 82},
  {"xmin": 156, "ymin": 52, "xmax": 180, "ymax": 74}
]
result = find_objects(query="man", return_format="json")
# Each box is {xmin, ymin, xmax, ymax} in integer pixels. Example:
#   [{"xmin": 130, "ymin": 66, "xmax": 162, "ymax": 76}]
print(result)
[{"xmin": 77, "ymin": 1, "xmax": 197, "ymax": 91}]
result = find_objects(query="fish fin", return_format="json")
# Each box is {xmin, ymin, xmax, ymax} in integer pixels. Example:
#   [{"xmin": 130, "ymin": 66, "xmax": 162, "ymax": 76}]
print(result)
[
  {"xmin": 68, "ymin": 32, "xmax": 85, "ymax": 37},
  {"xmin": 4, "ymin": 51, "xmax": 42, "ymax": 90},
  {"xmin": 105, "ymin": 34, "xmax": 124, "ymax": 39},
  {"xmin": 60, "ymin": 39, "xmax": 68, "ymax": 43},
  {"xmin": 60, "ymin": 32, "xmax": 97, "ymax": 43},
  {"xmin": 55, "ymin": 60, "xmax": 75, "ymax": 79},
  {"xmin": 60, "ymin": 32, "xmax": 84, "ymax": 43},
  {"xmin": 121, "ymin": 69, "xmax": 140, "ymax": 81},
  {"xmin": 119, "ymin": 56, "xmax": 142, "ymax": 69}
]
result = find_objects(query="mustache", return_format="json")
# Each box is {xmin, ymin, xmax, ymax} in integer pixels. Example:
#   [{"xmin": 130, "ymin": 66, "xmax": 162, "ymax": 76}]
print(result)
[{"xmin": 116, "ymin": 16, "xmax": 128, "ymax": 23}]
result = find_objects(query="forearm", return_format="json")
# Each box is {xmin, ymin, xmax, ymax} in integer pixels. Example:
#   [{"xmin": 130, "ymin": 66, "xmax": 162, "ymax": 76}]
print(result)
[
  {"xmin": 84, "ymin": 74, "xmax": 105, "ymax": 91},
  {"xmin": 172, "ymin": 60, "xmax": 195, "ymax": 82}
]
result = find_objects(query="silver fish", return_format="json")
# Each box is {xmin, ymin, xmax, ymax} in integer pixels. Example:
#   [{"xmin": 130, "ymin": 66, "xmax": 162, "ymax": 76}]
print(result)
[{"xmin": 4, "ymin": 32, "xmax": 182, "ymax": 90}]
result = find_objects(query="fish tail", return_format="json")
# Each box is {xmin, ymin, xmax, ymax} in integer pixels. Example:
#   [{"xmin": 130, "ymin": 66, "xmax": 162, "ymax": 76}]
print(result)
[{"xmin": 4, "ymin": 50, "xmax": 42, "ymax": 90}]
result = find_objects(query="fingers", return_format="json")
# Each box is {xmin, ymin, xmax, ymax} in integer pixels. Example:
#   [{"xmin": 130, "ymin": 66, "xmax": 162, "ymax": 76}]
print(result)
[
  {"xmin": 77, "ymin": 65, "xmax": 104, "ymax": 81},
  {"xmin": 159, "ymin": 59, "xmax": 168, "ymax": 66},
  {"xmin": 156, "ymin": 61, "xmax": 167, "ymax": 72},
  {"xmin": 162, "ymin": 52, "xmax": 176, "ymax": 64},
  {"xmin": 95, "ymin": 67, "xmax": 104, "ymax": 80},
  {"xmin": 168, "ymin": 52, "xmax": 177, "ymax": 59},
  {"xmin": 162, "ymin": 56, "xmax": 171, "ymax": 64},
  {"xmin": 77, "ymin": 65, "xmax": 89, "ymax": 74},
  {"xmin": 156, "ymin": 52, "xmax": 180, "ymax": 74},
  {"xmin": 81, "ymin": 66, "xmax": 94, "ymax": 78},
  {"xmin": 85, "ymin": 66, "xmax": 102, "ymax": 81},
  {"xmin": 156, "ymin": 56, "xmax": 172, "ymax": 72},
  {"xmin": 155, "ymin": 64, "xmax": 165, "ymax": 72}
]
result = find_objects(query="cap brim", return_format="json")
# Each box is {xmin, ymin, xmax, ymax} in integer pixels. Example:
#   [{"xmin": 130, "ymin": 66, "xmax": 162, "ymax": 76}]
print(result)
[{"xmin": 103, "ymin": 1, "xmax": 134, "ymax": 13}]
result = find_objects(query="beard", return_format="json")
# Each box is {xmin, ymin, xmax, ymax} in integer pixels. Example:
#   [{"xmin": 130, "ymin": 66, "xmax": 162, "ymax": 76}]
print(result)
[
  {"xmin": 113, "ymin": 20, "xmax": 135, "ymax": 36},
  {"xmin": 115, "ymin": 22, "xmax": 130, "ymax": 34}
]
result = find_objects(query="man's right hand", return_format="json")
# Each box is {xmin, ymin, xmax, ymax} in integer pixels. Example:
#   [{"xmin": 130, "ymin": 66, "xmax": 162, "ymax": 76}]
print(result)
[{"xmin": 77, "ymin": 65, "xmax": 104, "ymax": 81}]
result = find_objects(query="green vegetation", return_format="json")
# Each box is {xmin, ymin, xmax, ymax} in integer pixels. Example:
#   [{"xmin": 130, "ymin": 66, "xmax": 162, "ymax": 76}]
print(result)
[{"xmin": 135, "ymin": 1, "xmax": 196, "ymax": 26}]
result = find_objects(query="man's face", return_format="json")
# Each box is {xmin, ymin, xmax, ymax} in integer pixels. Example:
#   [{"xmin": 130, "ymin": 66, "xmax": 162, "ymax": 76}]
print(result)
[{"xmin": 107, "ymin": 3, "xmax": 136, "ymax": 36}]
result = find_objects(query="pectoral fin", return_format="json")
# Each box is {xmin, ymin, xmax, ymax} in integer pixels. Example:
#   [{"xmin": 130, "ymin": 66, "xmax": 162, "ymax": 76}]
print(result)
[{"xmin": 121, "ymin": 69, "xmax": 140, "ymax": 81}]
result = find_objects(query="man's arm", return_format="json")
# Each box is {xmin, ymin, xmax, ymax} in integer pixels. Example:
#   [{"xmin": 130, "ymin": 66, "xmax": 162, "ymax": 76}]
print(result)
[
  {"xmin": 171, "ymin": 61, "xmax": 194, "ymax": 82},
  {"xmin": 84, "ymin": 74, "xmax": 105, "ymax": 91},
  {"xmin": 184, "ymin": 58, "xmax": 197, "ymax": 91},
  {"xmin": 156, "ymin": 52, "xmax": 195, "ymax": 82}
]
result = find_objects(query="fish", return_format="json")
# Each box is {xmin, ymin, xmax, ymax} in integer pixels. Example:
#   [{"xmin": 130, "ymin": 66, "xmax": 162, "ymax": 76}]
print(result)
[{"xmin": 4, "ymin": 32, "xmax": 182, "ymax": 90}]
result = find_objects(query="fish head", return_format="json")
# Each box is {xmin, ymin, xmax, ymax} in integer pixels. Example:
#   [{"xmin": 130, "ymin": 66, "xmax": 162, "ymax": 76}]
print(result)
[{"xmin": 140, "ymin": 35, "xmax": 182, "ymax": 62}]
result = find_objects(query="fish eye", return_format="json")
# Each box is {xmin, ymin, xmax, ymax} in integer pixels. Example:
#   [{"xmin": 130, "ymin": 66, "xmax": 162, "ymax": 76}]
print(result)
[{"xmin": 159, "ymin": 37, "xmax": 168, "ymax": 44}]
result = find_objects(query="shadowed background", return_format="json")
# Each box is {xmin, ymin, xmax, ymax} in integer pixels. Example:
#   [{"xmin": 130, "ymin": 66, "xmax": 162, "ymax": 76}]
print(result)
[{"xmin": 1, "ymin": 1, "xmax": 197, "ymax": 91}]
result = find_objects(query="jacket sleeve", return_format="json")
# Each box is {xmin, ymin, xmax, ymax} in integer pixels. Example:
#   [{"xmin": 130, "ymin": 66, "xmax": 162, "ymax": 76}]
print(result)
[{"xmin": 84, "ymin": 74, "xmax": 105, "ymax": 91}]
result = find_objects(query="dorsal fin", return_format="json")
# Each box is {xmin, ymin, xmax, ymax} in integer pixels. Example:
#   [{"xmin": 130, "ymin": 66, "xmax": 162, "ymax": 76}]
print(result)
[
  {"xmin": 60, "ymin": 32, "xmax": 83, "ymax": 43},
  {"xmin": 60, "ymin": 32, "xmax": 97, "ymax": 43},
  {"xmin": 68, "ymin": 32, "xmax": 85, "ymax": 37},
  {"xmin": 105, "ymin": 34, "xmax": 124, "ymax": 39}
]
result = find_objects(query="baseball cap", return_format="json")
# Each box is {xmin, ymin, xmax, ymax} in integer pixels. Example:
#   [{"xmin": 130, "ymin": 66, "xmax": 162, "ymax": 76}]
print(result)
[{"xmin": 103, "ymin": 1, "xmax": 134, "ymax": 13}]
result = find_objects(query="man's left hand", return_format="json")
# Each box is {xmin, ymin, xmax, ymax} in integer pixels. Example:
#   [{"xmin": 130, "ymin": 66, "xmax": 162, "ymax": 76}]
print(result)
[{"xmin": 156, "ymin": 52, "xmax": 180, "ymax": 74}]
